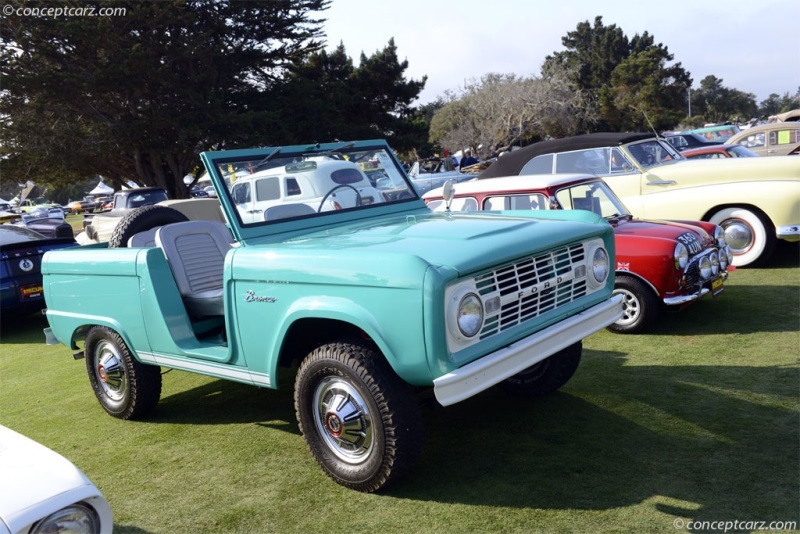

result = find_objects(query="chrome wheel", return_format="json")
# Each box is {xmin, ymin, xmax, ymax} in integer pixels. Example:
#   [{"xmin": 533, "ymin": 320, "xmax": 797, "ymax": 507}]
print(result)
[
  {"xmin": 93, "ymin": 339, "xmax": 127, "ymax": 404},
  {"xmin": 313, "ymin": 376, "xmax": 374, "ymax": 464},
  {"xmin": 615, "ymin": 287, "xmax": 641, "ymax": 327}
]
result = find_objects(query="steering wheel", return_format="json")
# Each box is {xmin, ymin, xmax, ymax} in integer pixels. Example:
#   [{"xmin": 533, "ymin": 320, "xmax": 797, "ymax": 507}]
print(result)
[{"xmin": 317, "ymin": 184, "xmax": 362, "ymax": 213}]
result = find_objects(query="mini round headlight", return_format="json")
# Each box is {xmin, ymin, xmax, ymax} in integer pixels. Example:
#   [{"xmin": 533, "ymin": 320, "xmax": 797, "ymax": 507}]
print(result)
[
  {"xmin": 725, "ymin": 245, "xmax": 734, "ymax": 265},
  {"xmin": 719, "ymin": 248, "xmax": 729, "ymax": 271},
  {"xmin": 699, "ymin": 256, "xmax": 712, "ymax": 280},
  {"xmin": 674, "ymin": 243, "xmax": 689, "ymax": 270},
  {"xmin": 457, "ymin": 292, "xmax": 483, "ymax": 338},
  {"xmin": 710, "ymin": 251, "xmax": 720, "ymax": 275},
  {"xmin": 714, "ymin": 226, "xmax": 727, "ymax": 247},
  {"xmin": 591, "ymin": 247, "xmax": 609, "ymax": 284}
]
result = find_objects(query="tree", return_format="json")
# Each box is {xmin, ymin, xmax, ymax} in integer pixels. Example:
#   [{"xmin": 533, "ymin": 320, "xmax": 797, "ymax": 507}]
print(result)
[
  {"xmin": 1, "ymin": 0, "xmax": 328, "ymax": 198},
  {"xmin": 544, "ymin": 16, "xmax": 691, "ymax": 132},
  {"xmin": 269, "ymin": 39, "xmax": 428, "ymax": 152},
  {"xmin": 690, "ymin": 75, "xmax": 757, "ymax": 124},
  {"xmin": 598, "ymin": 47, "xmax": 691, "ymax": 132},
  {"xmin": 429, "ymin": 65, "xmax": 596, "ymax": 159},
  {"xmin": 758, "ymin": 89, "xmax": 800, "ymax": 117}
]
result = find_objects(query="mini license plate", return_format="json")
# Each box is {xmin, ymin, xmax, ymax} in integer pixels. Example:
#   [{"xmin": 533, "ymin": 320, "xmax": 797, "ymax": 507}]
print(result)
[{"xmin": 712, "ymin": 278, "xmax": 724, "ymax": 293}]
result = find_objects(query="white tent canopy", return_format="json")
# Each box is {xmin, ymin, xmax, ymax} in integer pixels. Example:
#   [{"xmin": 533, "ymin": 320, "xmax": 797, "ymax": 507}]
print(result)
[{"xmin": 89, "ymin": 181, "xmax": 114, "ymax": 195}]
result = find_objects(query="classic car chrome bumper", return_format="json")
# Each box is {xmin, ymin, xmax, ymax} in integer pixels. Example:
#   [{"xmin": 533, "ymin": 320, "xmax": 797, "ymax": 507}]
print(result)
[
  {"xmin": 777, "ymin": 224, "xmax": 800, "ymax": 242},
  {"xmin": 433, "ymin": 294, "xmax": 624, "ymax": 406},
  {"xmin": 663, "ymin": 272, "xmax": 728, "ymax": 306}
]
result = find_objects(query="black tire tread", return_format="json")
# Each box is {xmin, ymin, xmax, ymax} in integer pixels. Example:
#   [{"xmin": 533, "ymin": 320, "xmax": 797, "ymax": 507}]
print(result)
[
  {"xmin": 607, "ymin": 274, "xmax": 659, "ymax": 334},
  {"xmin": 294, "ymin": 340, "xmax": 422, "ymax": 492},
  {"xmin": 108, "ymin": 204, "xmax": 189, "ymax": 248},
  {"xmin": 85, "ymin": 326, "xmax": 162, "ymax": 420}
]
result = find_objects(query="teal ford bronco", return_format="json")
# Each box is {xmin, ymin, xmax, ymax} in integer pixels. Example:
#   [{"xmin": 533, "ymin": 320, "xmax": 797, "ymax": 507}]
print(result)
[{"xmin": 42, "ymin": 140, "xmax": 623, "ymax": 492}]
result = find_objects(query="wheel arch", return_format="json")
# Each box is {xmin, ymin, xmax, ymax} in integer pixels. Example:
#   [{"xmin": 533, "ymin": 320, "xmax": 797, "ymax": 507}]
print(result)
[
  {"xmin": 47, "ymin": 312, "xmax": 140, "ymax": 356},
  {"xmin": 701, "ymin": 202, "xmax": 773, "ymax": 228},
  {"xmin": 270, "ymin": 300, "xmax": 409, "ymax": 387},
  {"xmin": 614, "ymin": 270, "xmax": 660, "ymax": 300}
]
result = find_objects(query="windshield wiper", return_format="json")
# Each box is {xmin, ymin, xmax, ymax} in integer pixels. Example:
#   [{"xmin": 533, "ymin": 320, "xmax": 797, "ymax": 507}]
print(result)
[{"xmin": 251, "ymin": 147, "xmax": 282, "ymax": 171}]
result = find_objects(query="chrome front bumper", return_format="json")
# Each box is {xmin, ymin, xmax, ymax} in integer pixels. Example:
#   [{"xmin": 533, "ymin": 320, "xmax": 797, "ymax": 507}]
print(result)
[
  {"xmin": 663, "ymin": 272, "xmax": 728, "ymax": 306},
  {"xmin": 433, "ymin": 294, "xmax": 624, "ymax": 406}
]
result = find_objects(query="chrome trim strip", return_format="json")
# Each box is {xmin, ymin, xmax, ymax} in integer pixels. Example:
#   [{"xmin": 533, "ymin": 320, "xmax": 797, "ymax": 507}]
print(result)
[
  {"xmin": 137, "ymin": 351, "xmax": 271, "ymax": 387},
  {"xmin": 433, "ymin": 294, "xmax": 623, "ymax": 406}
]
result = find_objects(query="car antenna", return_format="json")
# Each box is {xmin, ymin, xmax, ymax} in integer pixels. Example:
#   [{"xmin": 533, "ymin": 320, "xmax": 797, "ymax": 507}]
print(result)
[{"xmin": 642, "ymin": 111, "xmax": 662, "ymax": 139}]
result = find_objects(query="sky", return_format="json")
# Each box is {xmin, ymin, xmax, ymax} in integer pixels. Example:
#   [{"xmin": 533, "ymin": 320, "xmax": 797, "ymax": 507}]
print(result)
[{"xmin": 321, "ymin": 0, "xmax": 799, "ymax": 108}]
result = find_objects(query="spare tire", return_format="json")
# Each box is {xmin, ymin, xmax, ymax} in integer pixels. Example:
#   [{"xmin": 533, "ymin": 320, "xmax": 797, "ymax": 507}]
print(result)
[{"xmin": 108, "ymin": 205, "xmax": 189, "ymax": 248}]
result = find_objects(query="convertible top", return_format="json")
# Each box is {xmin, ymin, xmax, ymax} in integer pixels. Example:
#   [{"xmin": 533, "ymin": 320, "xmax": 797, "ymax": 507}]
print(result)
[{"xmin": 479, "ymin": 132, "xmax": 657, "ymax": 179}]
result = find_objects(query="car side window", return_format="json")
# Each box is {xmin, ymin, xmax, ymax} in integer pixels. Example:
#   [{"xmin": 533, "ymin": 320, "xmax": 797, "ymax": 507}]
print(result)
[
  {"xmin": 770, "ymin": 129, "xmax": 800, "ymax": 146},
  {"xmin": 739, "ymin": 133, "xmax": 765, "ymax": 148},
  {"xmin": 425, "ymin": 197, "xmax": 477, "ymax": 212},
  {"xmin": 519, "ymin": 154, "xmax": 554, "ymax": 175},
  {"xmin": 286, "ymin": 177, "xmax": 301, "ymax": 196},
  {"xmin": 255, "ymin": 177, "xmax": 281, "ymax": 202},
  {"xmin": 483, "ymin": 194, "xmax": 548, "ymax": 210},
  {"xmin": 231, "ymin": 182, "xmax": 251, "ymax": 205}
]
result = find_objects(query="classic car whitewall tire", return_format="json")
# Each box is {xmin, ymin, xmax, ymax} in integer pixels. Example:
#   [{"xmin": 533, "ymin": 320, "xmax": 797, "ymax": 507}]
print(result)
[
  {"xmin": 85, "ymin": 326, "xmax": 162, "ymax": 420},
  {"xmin": 709, "ymin": 207, "xmax": 775, "ymax": 267},
  {"xmin": 294, "ymin": 340, "xmax": 422, "ymax": 492},
  {"xmin": 501, "ymin": 341, "xmax": 582, "ymax": 396},
  {"xmin": 607, "ymin": 276, "xmax": 659, "ymax": 334}
]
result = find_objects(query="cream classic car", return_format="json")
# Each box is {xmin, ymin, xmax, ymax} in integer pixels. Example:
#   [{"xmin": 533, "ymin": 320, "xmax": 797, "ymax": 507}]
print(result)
[{"xmin": 478, "ymin": 133, "xmax": 800, "ymax": 266}]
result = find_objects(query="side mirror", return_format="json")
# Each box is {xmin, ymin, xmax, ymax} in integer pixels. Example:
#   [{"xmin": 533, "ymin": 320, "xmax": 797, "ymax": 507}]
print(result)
[{"xmin": 442, "ymin": 180, "xmax": 455, "ymax": 211}]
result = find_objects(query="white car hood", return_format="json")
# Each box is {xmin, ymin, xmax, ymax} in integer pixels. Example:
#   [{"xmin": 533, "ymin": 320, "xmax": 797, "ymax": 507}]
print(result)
[{"xmin": 0, "ymin": 425, "xmax": 110, "ymax": 533}]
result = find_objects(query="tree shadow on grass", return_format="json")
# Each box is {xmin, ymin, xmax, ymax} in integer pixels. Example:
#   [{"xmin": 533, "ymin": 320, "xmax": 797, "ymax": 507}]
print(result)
[{"xmin": 388, "ymin": 349, "xmax": 799, "ymax": 524}]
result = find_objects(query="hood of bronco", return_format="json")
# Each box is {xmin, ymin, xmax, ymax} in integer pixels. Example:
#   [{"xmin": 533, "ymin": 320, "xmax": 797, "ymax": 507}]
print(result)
[{"xmin": 243, "ymin": 210, "xmax": 610, "ymax": 277}]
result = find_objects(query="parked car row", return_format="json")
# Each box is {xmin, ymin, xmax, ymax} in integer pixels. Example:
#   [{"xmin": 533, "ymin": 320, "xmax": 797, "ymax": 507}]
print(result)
[{"xmin": 477, "ymin": 132, "xmax": 799, "ymax": 267}]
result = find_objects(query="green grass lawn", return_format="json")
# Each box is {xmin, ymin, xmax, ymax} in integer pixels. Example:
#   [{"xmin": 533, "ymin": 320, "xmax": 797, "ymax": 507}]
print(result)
[{"xmin": 1, "ymin": 243, "xmax": 798, "ymax": 533}]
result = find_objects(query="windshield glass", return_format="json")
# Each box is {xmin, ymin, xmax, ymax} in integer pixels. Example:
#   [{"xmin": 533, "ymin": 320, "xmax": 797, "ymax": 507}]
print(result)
[
  {"xmin": 207, "ymin": 142, "xmax": 417, "ymax": 226},
  {"xmin": 625, "ymin": 139, "xmax": 683, "ymax": 169},
  {"xmin": 554, "ymin": 180, "xmax": 630, "ymax": 218}
]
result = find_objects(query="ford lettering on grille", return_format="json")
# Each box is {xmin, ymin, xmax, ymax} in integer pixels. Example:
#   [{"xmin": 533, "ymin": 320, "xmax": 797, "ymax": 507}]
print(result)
[{"xmin": 474, "ymin": 243, "xmax": 588, "ymax": 338}]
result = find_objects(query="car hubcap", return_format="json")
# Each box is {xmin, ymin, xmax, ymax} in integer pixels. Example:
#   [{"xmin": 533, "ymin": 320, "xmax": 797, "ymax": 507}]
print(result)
[
  {"xmin": 94, "ymin": 340, "xmax": 126, "ymax": 401},
  {"xmin": 721, "ymin": 219, "xmax": 754, "ymax": 254},
  {"xmin": 313, "ymin": 376, "xmax": 374, "ymax": 464},
  {"xmin": 615, "ymin": 288, "xmax": 640, "ymax": 326}
]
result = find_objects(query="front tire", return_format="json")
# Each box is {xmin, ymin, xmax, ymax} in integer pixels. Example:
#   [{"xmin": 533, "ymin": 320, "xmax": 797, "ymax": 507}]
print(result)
[
  {"xmin": 607, "ymin": 275, "xmax": 660, "ymax": 334},
  {"xmin": 709, "ymin": 207, "xmax": 775, "ymax": 267},
  {"xmin": 294, "ymin": 340, "xmax": 422, "ymax": 492},
  {"xmin": 85, "ymin": 326, "xmax": 162, "ymax": 419},
  {"xmin": 501, "ymin": 341, "xmax": 582, "ymax": 396}
]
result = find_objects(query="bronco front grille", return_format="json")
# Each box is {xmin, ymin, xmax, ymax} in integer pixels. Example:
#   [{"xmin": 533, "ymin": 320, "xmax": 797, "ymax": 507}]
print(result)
[{"xmin": 474, "ymin": 243, "xmax": 588, "ymax": 338}]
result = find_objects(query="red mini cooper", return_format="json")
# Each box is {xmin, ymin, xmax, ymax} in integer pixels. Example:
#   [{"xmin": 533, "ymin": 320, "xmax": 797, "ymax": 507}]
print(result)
[{"xmin": 424, "ymin": 174, "xmax": 732, "ymax": 333}]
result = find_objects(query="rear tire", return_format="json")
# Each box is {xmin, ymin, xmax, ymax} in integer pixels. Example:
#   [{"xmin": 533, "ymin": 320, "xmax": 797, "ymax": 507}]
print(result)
[
  {"xmin": 294, "ymin": 340, "xmax": 422, "ymax": 492},
  {"xmin": 85, "ymin": 326, "xmax": 162, "ymax": 419},
  {"xmin": 108, "ymin": 205, "xmax": 189, "ymax": 248},
  {"xmin": 501, "ymin": 341, "xmax": 582, "ymax": 396}
]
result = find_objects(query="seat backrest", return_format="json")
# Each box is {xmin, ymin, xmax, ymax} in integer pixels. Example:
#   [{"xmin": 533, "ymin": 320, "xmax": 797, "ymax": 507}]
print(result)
[
  {"xmin": 264, "ymin": 203, "xmax": 315, "ymax": 221},
  {"xmin": 155, "ymin": 221, "xmax": 234, "ymax": 303},
  {"xmin": 127, "ymin": 227, "xmax": 160, "ymax": 248}
]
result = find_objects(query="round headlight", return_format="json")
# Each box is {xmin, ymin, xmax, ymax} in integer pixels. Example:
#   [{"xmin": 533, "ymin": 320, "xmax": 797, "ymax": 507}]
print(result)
[
  {"xmin": 714, "ymin": 226, "xmax": 727, "ymax": 247},
  {"xmin": 710, "ymin": 251, "xmax": 720, "ymax": 275},
  {"xmin": 31, "ymin": 504, "xmax": 100, "ymax": 534},
  {"xmin": 591, "ymin": 247, "xmax": 609, "ymax": 284},
  {"xmin": 725, "ymin": 245, "xmax": 734, "ymax": 265},
  {"xmin": 719, "ymin": 248, "xmax": 728, "ymax": 271},
  {"xmin": 674, "ymin": 243, "xmax": 688, "ymax": 270},
  {"xmin": 457, "ymin": 292, "xmax": 483, "ymax": 338},
  {"xmin": 699, "ymin": 256, "xmax": 712, "ymax": 280}
]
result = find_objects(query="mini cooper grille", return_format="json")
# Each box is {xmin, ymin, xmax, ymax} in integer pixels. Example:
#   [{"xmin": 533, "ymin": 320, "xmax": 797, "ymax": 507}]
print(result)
[
  {"xmin": 474, "ymin": 243, "xmax": 587, "ymax": 338},
  {"xmin": 684, "ymin": 248, "xmax": 723, "ymax": 287}
]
